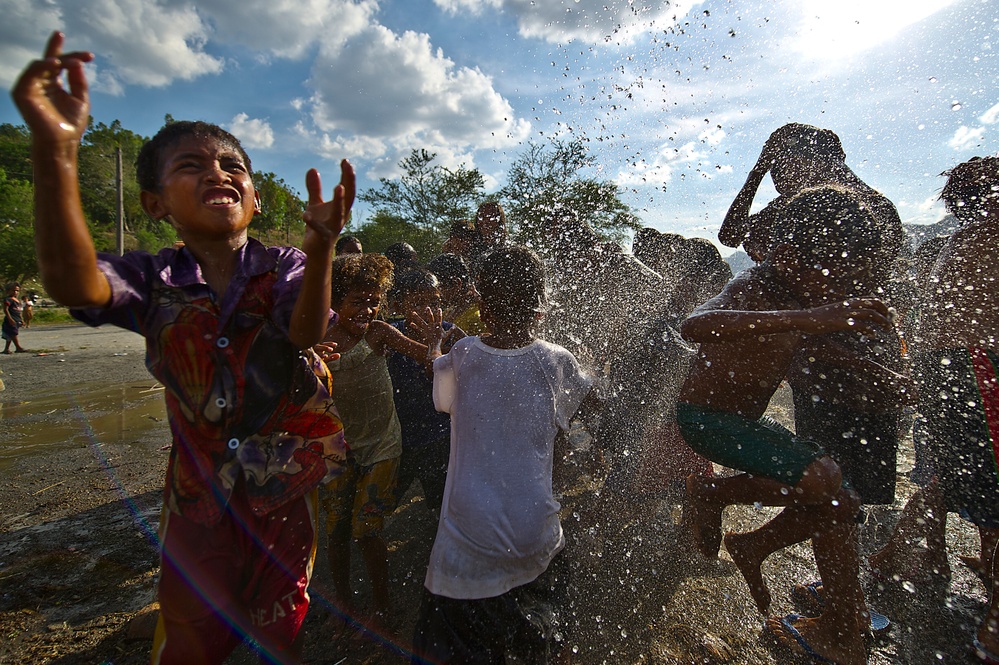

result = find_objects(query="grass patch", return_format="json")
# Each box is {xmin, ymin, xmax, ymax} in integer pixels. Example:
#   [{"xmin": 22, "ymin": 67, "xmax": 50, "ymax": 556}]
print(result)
[{"xmin": 27, "ymin": 307, "xmax": 77, "ymax": 326}]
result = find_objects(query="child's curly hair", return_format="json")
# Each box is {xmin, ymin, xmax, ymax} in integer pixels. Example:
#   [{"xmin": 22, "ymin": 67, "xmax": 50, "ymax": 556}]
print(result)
[
  {"xmin": 776, "ymin": 185, "xmax": 879, "ymax": 271},
  {"xmin": 940, "ymin": 156, "xmax": 999, "ymax": 225},
  {"xmin": 330, "ymin": 253, "xmax": 394, "ymax": 307},
  {"xmin": 476, "ymin": 245, "xmax": 547, "ymax": 330}
]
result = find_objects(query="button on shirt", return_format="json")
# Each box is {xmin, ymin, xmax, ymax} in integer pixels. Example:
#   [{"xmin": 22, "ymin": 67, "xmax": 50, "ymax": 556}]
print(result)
[{"xmin": 72, "ymin": 239, "xmax": 347, "ymax": 525}]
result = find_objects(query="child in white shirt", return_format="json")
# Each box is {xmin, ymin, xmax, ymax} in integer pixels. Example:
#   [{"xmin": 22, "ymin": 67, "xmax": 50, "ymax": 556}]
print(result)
[{"xmin": 411, "ymin": 245, "xmax": 592, "ymax": 664}]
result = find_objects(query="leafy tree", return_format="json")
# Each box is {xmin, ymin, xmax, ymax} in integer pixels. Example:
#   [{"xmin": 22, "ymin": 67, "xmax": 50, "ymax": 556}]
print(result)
[
  {"xmin": 359, "ymin": 149, "xmax": 485, "ymax": 243},
  {"xmin": 0, "ymin": 168, "xmax": 37, "ymax": 280},
  {"xmin": 253, "ymin": 171, "xmax": 305, "ymax": 241},
  {"xmin": 78, "ymin": 119, "xmax": 146, "ymax": 232},
  {"xmin": 500, "ymin": 139, "xmax": 641, "ymax": 246},
  {"xmin": 0, "ymin": 124, "xmax": 32, "ymax": 184},
  {"xmin": 352, "ymin": 210, "xmax": 442, "ymax": 261}
]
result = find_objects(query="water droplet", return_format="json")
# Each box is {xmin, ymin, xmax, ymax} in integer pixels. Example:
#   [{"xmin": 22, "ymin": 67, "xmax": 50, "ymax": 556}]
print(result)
[{"xmin": 951, "ymin": 101, "xmax": 962, "ymax": 111}]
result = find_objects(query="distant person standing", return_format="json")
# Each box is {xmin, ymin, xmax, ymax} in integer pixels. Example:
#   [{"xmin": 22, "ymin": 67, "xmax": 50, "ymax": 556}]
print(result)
[
  {"xmin": 21, "ymin": 294, "xmax": 33, "ymax": 328},
  {"xmin": 2, "ymin": 282, "xmax": 26, "ymax": 354}
]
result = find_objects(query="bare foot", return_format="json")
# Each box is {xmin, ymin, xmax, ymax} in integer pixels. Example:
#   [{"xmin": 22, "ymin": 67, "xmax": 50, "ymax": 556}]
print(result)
[
  {"xmin": 766, "ymin": 613, "xmax": 867, "ymax": 665},
  {"xmin": 724, "ymin": 531, "xmax": 771, "ymax": 614},
  {"xmin": 685, "ymin": 475, "xmax": 723, "ymax": 558}
]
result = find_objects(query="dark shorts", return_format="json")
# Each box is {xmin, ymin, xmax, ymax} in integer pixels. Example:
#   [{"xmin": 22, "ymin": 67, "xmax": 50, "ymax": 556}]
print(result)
[
  {"xmin": 920, "ymin": 348, "xmax": 999, "ymax": 527},
  {"xmin": 411, "ymin": 552, "xmax": 571, "ymax": 665},
  {"xmin": 677, "ymin": 402, "xmax": 824, "ymax": 485},
  {"xmin": 394, "ymin": 436, "xmax": 450, "ymax": 512},
  {"xmin": 791, "ymin": 394, "xmax": 899, "ymax": 505}
]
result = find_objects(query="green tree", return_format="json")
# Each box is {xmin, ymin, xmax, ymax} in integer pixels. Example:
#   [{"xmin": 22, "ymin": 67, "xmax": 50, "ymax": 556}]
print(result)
[
  {"xmin": 78, "ymin": 119, "xmax": 148, "ymax": 251},
  {"xmin": 0, "ymin": 124, "xmax": 32, "ymax": 184},
  {"xmin": 0, "ymin": 168, "xmax": 37, "ymax": 280},
  {"xmin": 253, "ymin": 171, "xmax": 305, "ymax": 241},
  {"xmin": 500, "ymin": 139, "xmax": 640, "ymax": 245},
  {"xmin": 359, "ymin": 149, "xmax": 485, "ymax": 243},
  {"xmin": 352, "ymin": 210, "xmax": 442, "ymax": 261}
]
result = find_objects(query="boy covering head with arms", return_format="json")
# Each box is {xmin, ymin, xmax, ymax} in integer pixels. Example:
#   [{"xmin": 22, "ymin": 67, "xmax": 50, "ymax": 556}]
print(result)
[
  {"xmin": 411, "ymin": 245, "xmax": 593, "ymax": 664},
  {"xmin": 13, "ymin": 33, "xmax": 353, "ymax": 664},
  {"xmin": 679, "ymin": 186, "xmax": 892, "ymax": 665}
]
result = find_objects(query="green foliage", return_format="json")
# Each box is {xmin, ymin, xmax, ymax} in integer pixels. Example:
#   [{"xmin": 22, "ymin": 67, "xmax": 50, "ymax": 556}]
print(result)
[
  {"xmin": 0, "ymin": 168, "xmax": 37, "ymax": 281},
  {"xmin": 0, "ymin": 124, "xmax": 32, "ymax": 183},
  {"xmin": 500, "ymin": 139, "xmax": 641, "ymax": 245},
  {"xmin": 27, "ymin": 306, "xmax": 76, "ymax": 326},
  {"xmin": 78, "ymin": 119, "xmax": 146, "ymax": 235},
  {"xmin": 359, "ymin": 149, "xmax": 485, "ymax": 242},
  {"xmin": 253, "ymin": 171, "xmax": 305, "ymax": 236},
  {"xmin": 352, "ymin": 210, "xmax": 442, "ymax": 261}
]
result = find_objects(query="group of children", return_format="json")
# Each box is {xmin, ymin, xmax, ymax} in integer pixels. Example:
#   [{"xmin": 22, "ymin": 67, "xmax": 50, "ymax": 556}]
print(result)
[{"xmin": 12, "ymin": 32, "xmax": 999, "ymax": 665}]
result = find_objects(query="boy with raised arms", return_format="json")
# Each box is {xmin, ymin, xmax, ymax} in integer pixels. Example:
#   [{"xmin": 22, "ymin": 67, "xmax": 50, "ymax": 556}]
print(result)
[{"xmin": 13, "ymin": 32, "xmax": 353, "ymax": 664}]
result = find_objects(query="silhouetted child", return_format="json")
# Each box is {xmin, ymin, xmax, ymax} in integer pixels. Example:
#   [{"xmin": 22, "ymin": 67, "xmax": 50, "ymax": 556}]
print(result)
[
  {"xmin": 13, "ymin": 32, "xmax": 352, "ymax": 663},
  {"xmin": 680, "ymin": 187, "xmax": 891, "ymax": 665},
  {"xmin": 427, "ymin": 253, "xmax": 485, "ymax": 335},
  {"xmin": 386, "ymin": 268, "xmax": 462, "ymax": 512},
  {"xmin": 319, "ymin": 253, "xmax": 442, "ymax": 633},
  {"xmin": 411, "ymin": 245, "xmax": 593, "ymax": 664},
  {"xmin": 869, "ymin": 156, "xmax": 999, "ymax": 662},
  {"xmin": 335, "ymin": 234, "xmax": 363, "ymax": 255}
]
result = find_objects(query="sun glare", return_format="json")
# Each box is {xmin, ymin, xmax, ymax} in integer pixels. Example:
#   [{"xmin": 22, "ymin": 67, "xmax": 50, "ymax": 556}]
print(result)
[{"xmin": 791, "ymin": 0, "xmax": 959, "ymax": 61}]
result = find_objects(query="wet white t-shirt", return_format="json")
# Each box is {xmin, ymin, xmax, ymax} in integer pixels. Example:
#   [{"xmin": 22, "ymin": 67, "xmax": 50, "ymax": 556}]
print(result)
[{"xmin": 425, "ymin": 336, "xmax": 592, "ymax": 599}]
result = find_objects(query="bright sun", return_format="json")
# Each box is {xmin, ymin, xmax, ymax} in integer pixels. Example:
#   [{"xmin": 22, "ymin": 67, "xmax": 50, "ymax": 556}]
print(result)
[{"xmin": 791, "ymin": 0, "xmax": 959, "ymax": 60}]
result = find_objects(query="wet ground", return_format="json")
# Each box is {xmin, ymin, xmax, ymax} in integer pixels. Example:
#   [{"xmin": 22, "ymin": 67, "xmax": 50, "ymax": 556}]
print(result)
[{"xmin": 0, "ymin": 324, "xmax": 990, "ymax": 663}]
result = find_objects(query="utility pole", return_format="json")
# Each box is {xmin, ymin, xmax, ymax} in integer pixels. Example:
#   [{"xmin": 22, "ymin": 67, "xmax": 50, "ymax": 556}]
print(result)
[{"xmin": 116, "ymin": 147, "xmax": 124, "ymax": 256}]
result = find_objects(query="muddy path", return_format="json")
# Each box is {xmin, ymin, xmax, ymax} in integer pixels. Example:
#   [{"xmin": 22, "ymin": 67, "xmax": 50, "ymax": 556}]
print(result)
[{"xmin": 0, "ymin": 324, "xmax": 989, "ymax": 663}]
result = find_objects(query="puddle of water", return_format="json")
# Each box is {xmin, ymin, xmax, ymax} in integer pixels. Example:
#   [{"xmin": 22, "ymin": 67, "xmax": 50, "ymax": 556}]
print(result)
[{"xmin": 0, "ymin": 382, "xmax": 168, "ymax": 468}]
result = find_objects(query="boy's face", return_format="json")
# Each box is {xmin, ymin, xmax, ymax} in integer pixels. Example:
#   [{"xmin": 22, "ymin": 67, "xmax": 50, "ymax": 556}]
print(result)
[
  {"xmin": 399, "ymin": 287, "xmax": 442, "ymax": 319},
  {"xmin": 140, "ymin": 135, "xmax": 260, "ymax": 242},
  {"xmin": 336, "ymin": 288, "xmax": 382, "ymax": 338}
]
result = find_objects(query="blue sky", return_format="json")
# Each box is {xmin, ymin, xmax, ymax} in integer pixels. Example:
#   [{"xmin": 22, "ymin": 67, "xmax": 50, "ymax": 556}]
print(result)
[{"xmin": 1, "ymin": 0, "xmax": 995, "ymax": 253}]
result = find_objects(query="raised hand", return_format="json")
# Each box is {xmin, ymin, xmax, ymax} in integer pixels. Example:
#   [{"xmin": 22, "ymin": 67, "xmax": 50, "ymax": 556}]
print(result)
[
  {"xmin": 302, "ymin": 160, "xmax": 356, "ymax": 250},
  {"xmin": 11, "ymin": 32, "xmax": 94, "ymax": 145}
]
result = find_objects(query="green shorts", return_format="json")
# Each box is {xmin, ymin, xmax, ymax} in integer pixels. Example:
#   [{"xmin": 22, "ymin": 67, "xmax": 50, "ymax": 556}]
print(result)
[{"xmin": 676, "ymin": 402, "xmax": 824, "ymax": 485}]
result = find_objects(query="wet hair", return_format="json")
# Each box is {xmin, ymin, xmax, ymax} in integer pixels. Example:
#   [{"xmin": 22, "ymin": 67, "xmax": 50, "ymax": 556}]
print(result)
[
  {"xmin": 447, "ymin": 220, "xmax": 477, "ymax": 244},
  {"xmin": 329, "ymin": 253, "xmax": 394, "ymax": 308},
  {"xmin": 475, "ymin": 202, "xmax": 508, "ymax": 238},
  {"xmin": 4, "ymin": 282, "xmax": 19, "ymax": 294},
  {"xmin": 388, "ymin": 267, "xmax": 439, "ymax": 304},
  {"xmin": 427, "ymin": 253, "xmax": 473, "ymax": 287},
  {"xmin": 476, "ymin": 245, "xmax": 547, "ymax": 330},
  {"xmin": 940, "ymin": 156, "xmax": 999, "ymax": 225},
  {"xmin": 633, "ymin": 228, "xmax": 685, "ymax": 274},
  {"xmin": 335, "ymin": 235, "xmax": 362, "ymax": 255},
  {"xmin": 384, "ymin": 242, "xmax": 420, "ymax": 270},
  {"xmin": 774, "ymin": 185, "xmax": 880, "ymax": 274},
  {"xmin": 136, "ymin": 120, "xmax": 251, "ymax": 192},
  {"xmin": 679, "ymin": 238, "xmax": 733, "ymax": 286},
  {"xmin": 771, "ymin": 123, "xmax": 845, "ymax": 162}
]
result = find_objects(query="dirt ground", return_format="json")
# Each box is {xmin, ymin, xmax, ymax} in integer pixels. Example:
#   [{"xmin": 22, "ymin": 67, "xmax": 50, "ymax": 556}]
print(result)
[{"xmin": 0, "ymin": 323, "xmax": 991, "ymax": 664}]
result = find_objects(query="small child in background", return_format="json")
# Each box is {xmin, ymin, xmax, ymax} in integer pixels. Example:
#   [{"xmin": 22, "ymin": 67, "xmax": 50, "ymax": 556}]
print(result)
[
  {"xmin": 411, "ymin": 245, "xmax": 593, "ymax": 664},
  {"xmin": 386, "ymin": 268, "xmax": 462, "ymax": 513},
  {"xmin": 427, "ymin": 253, "xmax": 485, "ymax": 336},
  {"xmin": 319, "ymin": 253, "xmax": 441, "ymax": 632}
]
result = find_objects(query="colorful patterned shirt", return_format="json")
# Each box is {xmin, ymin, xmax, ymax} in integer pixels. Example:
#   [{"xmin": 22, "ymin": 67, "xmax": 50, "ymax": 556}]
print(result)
[{"xmin": 72, "ymin": 238, "xmax": 346, "ymax": 525}]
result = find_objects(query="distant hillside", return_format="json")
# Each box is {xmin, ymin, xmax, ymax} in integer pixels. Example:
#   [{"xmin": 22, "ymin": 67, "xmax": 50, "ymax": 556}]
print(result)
[
  {"xmin": 724, "ymin": 250, "xmax": 754, "ymax": 275},
  {"xmin": 905, "ymin": 215, "xmax": 958, "ymax": 248}
]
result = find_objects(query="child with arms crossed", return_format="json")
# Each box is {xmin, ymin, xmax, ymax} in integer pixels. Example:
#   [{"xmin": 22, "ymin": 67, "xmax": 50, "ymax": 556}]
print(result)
[
  {"xmin": 410, "ymin": 245, "xmax": 593, "ymax": 664},
  {"xmin": 13, "ymin": 33, "xmax": 353, "ymax": 664},
  {"xmin": 679, "ymin": 187, "xmax": 892, "ymax": 665}
]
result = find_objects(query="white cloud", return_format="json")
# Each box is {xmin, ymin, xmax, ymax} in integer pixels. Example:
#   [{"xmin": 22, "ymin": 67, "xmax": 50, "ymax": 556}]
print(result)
[
  {"xmin": 228, "ymin": 113, "xmax": 274, "ymax": 149},
  {"xmin": 617, "ymin": 124, "xmax": 729, "ymax": 186},
  {"xmin": 949, "ymin": 125, "xmax": 986, "ymax": 151},
  {"xmin": 194, "ymin": 0, "xmax": 376, "ymax": 59},
  {"xmin": 980, "ymin": 102, "xmax": 999, "ymax": 125},
  {"xmin": 440, "ymin": 0, "xmax": 702, "ymax": 46},
  {"xmin": 63, "ymin": 0, "xmax": 223, "ymax": 87},
  {"xmin": 434, "ymin": 0, "xmax": 501, "ymax": 15},
  {"xmin": 0, "ymin": 0, "xmax": 62, "ymax": 87},
  {"xmin": 306, "ymin": 24, "xmax": 530, "ymax": 159}
]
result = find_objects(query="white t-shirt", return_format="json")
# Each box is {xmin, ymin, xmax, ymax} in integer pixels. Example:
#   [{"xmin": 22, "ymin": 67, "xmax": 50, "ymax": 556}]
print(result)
[{"xmin": 425, "ymin": 336, "xmax": 592, "ymax": 599}]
